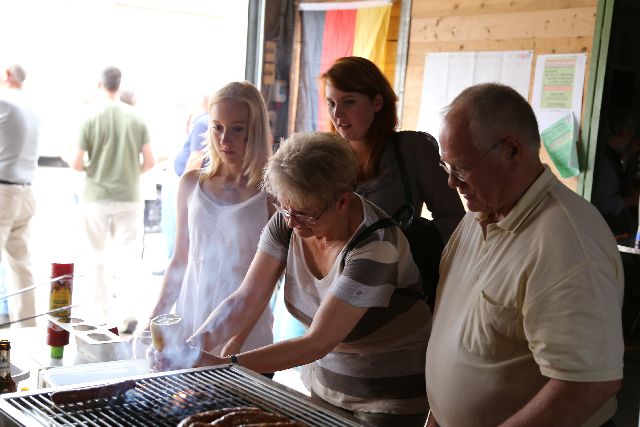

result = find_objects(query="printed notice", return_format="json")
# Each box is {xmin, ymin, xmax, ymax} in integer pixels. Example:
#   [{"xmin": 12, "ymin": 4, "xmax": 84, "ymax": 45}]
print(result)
[
  {"xmin": 541, "ymin": 57, "xmax": 576, "ymax": 109},
  {"xmin": 540, "ymin": 113, "xmax": 579, "ymax": 178},
  {"xmin": 416, "ymin": 50, "xmax": 533, "ymax": 139},
  {"xmin": 532, "ymin": 53, "xmax": 586, "ymax": 177}
]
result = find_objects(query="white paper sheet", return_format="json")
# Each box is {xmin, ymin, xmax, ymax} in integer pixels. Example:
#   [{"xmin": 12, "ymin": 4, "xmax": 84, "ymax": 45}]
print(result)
[
  {"xmin": 531, "ymin": 53, "xmax": 587, "ymax": 177},
  {"xmin": 416, "ymin": 50, "xmax": 533, "ymax": 141},
  {"xmin": 531, "ymin": 54, "xmax": 587, "ymax": 135}
]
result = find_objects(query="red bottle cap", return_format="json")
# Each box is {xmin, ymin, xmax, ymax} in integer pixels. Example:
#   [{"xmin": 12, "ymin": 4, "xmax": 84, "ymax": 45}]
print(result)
[
  {"xmin": 51, "ymin": 263, "xmax": 74, "ymax": 278},
  {"xmin": 46, "ymin": 322, "xmax": 70, "ymax": 346}
]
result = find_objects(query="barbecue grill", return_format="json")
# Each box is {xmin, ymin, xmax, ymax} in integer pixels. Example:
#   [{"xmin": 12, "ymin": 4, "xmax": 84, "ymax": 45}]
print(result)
[{"xmin": 0, "ymin": 365, "xmax": 360, "ymax": 426}]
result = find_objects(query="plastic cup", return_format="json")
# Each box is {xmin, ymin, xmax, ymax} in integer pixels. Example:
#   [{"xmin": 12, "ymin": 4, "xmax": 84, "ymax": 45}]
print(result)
[
  {"xmin": 149, "ymin": 314, "xmax": 182, "ymax": 352},
  {"xmin": 132, "ymin": 330, "xmax": 153, "ymax": 359}
]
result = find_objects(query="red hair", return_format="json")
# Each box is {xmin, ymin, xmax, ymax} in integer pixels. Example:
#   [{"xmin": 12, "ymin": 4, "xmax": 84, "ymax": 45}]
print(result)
[{"xmin": 320, "ymin": 57, "xmax": 398, "ymax": 181}]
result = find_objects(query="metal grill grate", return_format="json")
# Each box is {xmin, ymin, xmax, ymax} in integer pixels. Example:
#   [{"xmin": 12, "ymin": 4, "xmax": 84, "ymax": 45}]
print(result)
[{"xmin": 0, "ymin": 366, "xmax": 359, "ymax": 427}]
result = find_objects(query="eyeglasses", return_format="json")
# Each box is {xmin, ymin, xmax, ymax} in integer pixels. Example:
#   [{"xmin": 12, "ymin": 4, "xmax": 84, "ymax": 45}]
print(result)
[
  {"xmin": 272, "ymin": 201, "xmax": 329, "ymax": 225},
  {"xmin": 438, "ymin": 138, "xmax": 506, "ymax": 182}
]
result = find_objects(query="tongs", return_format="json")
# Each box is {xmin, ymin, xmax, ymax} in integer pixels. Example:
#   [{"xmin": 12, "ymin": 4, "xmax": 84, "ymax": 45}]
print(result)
[
  {"xmin": 0, "ymin": 274, "xmax": 76, "ymax": 301},
  {"xmin": 0, "ymin": 274, "xmax": 81, "ymax": 327},
  {"xmin": 0, "ymin": 303, "xmax": 82, "ymax": 328}
]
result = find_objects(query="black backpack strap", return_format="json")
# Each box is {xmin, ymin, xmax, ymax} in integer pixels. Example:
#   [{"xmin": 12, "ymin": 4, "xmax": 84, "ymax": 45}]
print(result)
[
  {"xmin": 286, "ymin": 212, "xmax": 425, "ymax": 301},
  {"xmin": 286, "ymin": 217, "xmax": 394, "ymax": 257},
  {"xmin": 340, "ymin": 217, "xmax": 425, "ymax": 301},
  {"xmin": 391, "ymin": 133, "xmax": 413, "ymax": 206},
  {"xmin": 345, "ymin": 218, "xmax": 395, "ymax": 251},
  {"xmin": 391, "ymin": 133, "xmax": 415, "ymax": 229},
  {"xmin": 340, "ymin": 218, "xmax": 396, "ymax": 270}
]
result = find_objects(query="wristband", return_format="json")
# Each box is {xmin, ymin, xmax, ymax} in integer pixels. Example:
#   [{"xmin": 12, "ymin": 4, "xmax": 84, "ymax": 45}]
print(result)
[{"xmin": 230, "ymin": 354, "xmax": 239, "ymax": 365}]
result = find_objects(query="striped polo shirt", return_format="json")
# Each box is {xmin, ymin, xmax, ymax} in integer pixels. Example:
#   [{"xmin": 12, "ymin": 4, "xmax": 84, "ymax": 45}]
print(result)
[{"xmin": 258, "ymin": 194, "xmax": 431, "ymax": 414}]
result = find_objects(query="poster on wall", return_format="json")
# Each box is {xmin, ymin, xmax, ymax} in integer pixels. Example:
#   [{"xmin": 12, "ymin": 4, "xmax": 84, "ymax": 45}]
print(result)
[
  {"xmin": 416, "ymin": 50, "xmax": 533, "ymax": 141},
  {"xmin": 540, "ymin": 113, "xmax": 579, "ymax": 178},
  {"xmin": 531, "ymin": 53, "xmax": 587, "ymax": 178}
]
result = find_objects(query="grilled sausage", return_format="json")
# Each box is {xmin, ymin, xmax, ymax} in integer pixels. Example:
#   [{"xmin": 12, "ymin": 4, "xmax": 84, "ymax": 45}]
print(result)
[
  {"xmin": 210, "ymin": 410, "xmax": 290, "ymax": 426},
  {"xmin": 50, "ymin": 380, "xmax": 136, "ymax": 405},
  {"xmin": 178, "ymin": 407, "xmax": 262, "ymax": 427},
  {"xmin": 239, "ymin": 422, "xmax": 307, "ymax": 426}
]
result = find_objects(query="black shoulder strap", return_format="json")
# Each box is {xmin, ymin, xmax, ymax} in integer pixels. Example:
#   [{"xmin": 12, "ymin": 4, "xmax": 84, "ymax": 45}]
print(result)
[
  {"xmin": 391, "ymin": 133, "xmax": 416, "ymax": 229},
  {"xmin": 285, "ymin": 216, "xmax": 395, "ymax": 256},
  {"xmin": 339, "ymin": 218, "xmax": 425, "ymax": 301},
  {"xmin": 340, "ymin": 218, "xmax": 395, "ymax": 269},
  {"xmin": 350, "ymin": 218, "xmax": 397, "ymax": 248},
  {"xmin": 285, "ymin": 217, "xmax": 424, "ymax": 301},
  {"xmin": 391, "ymin": 132, "xmax": 413, "ymax": 206},
  {"xmin": 286, "ymin": 217, "xmax": 396, "ymax": 263}
]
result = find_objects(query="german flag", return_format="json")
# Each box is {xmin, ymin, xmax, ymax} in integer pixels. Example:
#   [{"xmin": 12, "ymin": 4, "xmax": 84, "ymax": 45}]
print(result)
[{"xmin": 295, "ymin": 1, "xmax": 392, "ymax": 132}]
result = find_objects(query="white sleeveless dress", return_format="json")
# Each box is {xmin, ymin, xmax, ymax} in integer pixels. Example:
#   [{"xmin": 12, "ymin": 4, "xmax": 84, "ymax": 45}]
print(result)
[{"xmin": 175, "ymin": 180, "xmax": 273, "ymax": 355}]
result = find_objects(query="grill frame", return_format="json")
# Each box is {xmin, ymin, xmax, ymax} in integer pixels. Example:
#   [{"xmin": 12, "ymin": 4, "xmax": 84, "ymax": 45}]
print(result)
[{"xmin": 0, "ymin": 365, "xmax": 360, "ymax": 427}]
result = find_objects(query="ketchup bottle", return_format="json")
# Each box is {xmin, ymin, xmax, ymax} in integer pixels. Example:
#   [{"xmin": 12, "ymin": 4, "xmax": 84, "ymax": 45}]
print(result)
[{"xmin": 47, "ymin": 263, "xmax": 74, "ymax": 358}]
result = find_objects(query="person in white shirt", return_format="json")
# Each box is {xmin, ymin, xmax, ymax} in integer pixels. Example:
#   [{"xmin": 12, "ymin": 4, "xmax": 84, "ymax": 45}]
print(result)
[
  {"xmin": 426, "ymin": 83, "xmax": 624, "ymax": 427},
  {"xmin": 0, "ymin": 64, "xmax": 40, "ymax": 327}
]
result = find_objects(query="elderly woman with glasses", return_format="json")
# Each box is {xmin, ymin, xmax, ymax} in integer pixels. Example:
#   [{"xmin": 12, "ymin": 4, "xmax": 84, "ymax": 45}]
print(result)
[{"xmin": 155, "ymin": 131, "xmax": 431, "ymax": 427}]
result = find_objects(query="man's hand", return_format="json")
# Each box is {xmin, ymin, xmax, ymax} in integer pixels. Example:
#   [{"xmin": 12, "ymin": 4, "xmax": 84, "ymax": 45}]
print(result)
[{"xmin": 498, "ymin": 378, "xmax": 620, "ymax": 427}]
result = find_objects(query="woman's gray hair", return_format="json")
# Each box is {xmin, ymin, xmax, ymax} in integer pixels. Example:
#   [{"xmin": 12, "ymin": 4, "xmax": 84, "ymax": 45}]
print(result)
[{"xmin": 262, "ymin": 132, "xmax": 357, "ymax": 209}]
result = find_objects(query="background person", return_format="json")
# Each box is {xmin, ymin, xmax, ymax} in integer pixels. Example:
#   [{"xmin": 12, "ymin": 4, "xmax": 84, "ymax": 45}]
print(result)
[
  {"xmin": 174, "ymin": 93, "xmax": 210, "ymax": 177},
  {"xmin": 160, "ymin": 93, "xmax": 211, "ymax": 264},
  {"xmin": 70, "ymin": 66, "xmax": 155, "ymax": 330},
  {"xmin": 592, "ymin": 109, "xmax": 639, "ymax": 237},
  {"xmin": 154, "ymin": 132, "xmax": 431, "ymax": 427},
  {"xmin": 0, "ymin": 64, "xmax": 40, "ymax": 327},
  {"xmin": 148, "ymin": 81, "xmax": 274, "ymax": 356},
  {"xmin": 119, "ymin": 89, "xmax": 136, "ymax": 106},
  {"xmin": 425, "ymin": 83, "xmax": 624, "ymax": 427}
]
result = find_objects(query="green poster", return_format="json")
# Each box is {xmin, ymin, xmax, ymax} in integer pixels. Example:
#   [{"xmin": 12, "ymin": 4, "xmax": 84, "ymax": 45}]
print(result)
[
  {"xmin": 540, "ymin": 113, "xmax": 579, "ymax": 178},
  {"xmin": 541, "ymin": 57, "xmax": 576, "ymax": 110}
]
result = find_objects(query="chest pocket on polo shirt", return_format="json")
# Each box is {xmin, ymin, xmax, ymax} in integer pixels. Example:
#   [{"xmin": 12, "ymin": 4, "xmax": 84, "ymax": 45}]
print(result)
[{"xmin": 462, "ymin": 291, "xmax": 522, "ymax": 359}]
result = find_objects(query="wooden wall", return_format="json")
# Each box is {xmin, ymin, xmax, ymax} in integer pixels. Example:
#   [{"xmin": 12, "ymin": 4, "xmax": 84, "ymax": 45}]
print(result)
[
  {"xmin": 384, "ymin": 0, "xmax": 402, "ymax": 86},
  {"xmin": 401, "ymin": 0, "xmax": 598, "ymax": 190}
]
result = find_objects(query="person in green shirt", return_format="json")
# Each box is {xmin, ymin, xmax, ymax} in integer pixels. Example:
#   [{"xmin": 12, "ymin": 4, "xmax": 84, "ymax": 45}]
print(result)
[{"xmin": 70, "ymin": 66, "xmax": 155, "ymax": 330}]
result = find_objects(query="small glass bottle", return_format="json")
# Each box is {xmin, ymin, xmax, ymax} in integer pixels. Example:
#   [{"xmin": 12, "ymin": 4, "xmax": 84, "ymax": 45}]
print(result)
[{"xmin": 0, "ymin": 340, "xmax": 17, "ymax": 394}]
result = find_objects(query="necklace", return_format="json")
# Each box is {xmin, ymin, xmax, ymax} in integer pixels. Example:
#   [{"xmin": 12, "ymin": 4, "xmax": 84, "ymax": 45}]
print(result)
[{"xmin": 218, "ymin": 177, "xmax": 240, "ymax": 192}]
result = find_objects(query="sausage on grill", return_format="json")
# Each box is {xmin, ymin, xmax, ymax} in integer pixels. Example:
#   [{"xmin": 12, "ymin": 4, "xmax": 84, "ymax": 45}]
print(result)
[
  {"xmin": 209, "ymin": 409, "xmax": 290, "ymax": 426},
  {"xmin": 178, "ymin": 407, "xmax": 262, "ymax": 427},
  {"xmin": 240, "ymin": 422, "xmax": 307, "ymax": 426}
]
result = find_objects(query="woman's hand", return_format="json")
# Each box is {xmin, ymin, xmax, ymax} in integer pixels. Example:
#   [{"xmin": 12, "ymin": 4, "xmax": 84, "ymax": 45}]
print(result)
[
  {"xmin": 148, "ymin": 344, "xmax": 202, "ymax": 372},
  {"xmin": 220, "ymin": 338, "xmax": 242, "ymax": 357},
  {"xmin": 194, "ymin": 352, "xmax": 227, "ymax": 368}
]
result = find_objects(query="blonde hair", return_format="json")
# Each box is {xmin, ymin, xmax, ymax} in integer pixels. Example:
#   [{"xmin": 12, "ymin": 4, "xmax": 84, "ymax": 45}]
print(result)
[
  {"xmin": 262, "ymin": 132, "xmax": 357, "ymax": 209},
  {"xmin": 201, "ymin": 81, "xmax": 271, "ymax": 186}
]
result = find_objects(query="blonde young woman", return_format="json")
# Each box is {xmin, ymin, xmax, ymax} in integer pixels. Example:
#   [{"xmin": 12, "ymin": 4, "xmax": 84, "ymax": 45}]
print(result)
[{"xmin": 149, "ymin": 81, "xmax": 275, "ymax": 356}]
